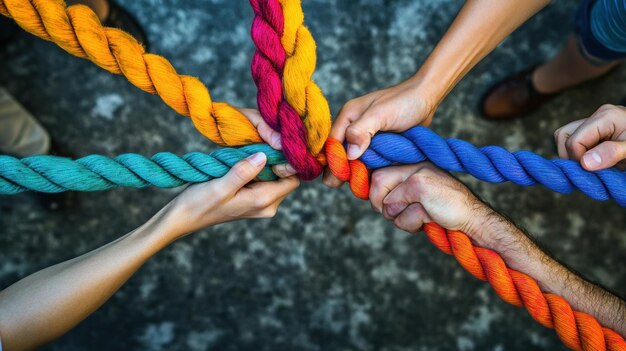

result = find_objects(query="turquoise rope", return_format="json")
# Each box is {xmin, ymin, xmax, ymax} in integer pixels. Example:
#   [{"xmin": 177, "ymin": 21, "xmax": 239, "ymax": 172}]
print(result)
[
  {"xmin": 3, "ymin": 129, "xmax": 625, "ymax": 207},
  {"xmin": 0, "ymin": 144, "xmax": 285, "ymax": 194}
]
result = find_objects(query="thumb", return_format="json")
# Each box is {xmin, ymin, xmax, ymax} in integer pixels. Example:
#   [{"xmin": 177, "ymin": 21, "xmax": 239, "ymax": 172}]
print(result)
[
  {"xmin": 345, "ymin": 111, "xmax": 381, "ymax": 160},
  {"xmin": 221, "ymin": 152, "xmax": 267, "ymax": 192},
  {"xmin": 581, "ymin": 141, "xmax": 626, "ymax": 171}
]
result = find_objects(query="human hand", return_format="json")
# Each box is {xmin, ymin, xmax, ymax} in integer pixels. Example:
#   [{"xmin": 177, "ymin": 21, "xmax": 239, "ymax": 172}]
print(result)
[
  {"xmin": 554, "ymin": 104, "xmax": 626, "ymax": 171},
  {"xmin": 369, "ymin": 163, "xmax": 497, "ymax": 248},
  {"xmin": 323, "ymin": 78, "xmax": 436, "ymax": 187},
  {"xmin": 240, "ymin": 108, "xmax": 298, "ymax": 178},
  {"xmin": 241, "ymin": 108, "xmax": 282, "ymax": 150},
  {"xmin": 164, "ymin": 152, "xmax": 299, "ymax": 238}
]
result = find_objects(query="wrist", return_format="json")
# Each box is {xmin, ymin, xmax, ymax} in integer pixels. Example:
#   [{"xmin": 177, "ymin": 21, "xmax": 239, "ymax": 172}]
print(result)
[
  {"xmin": 126, "ymin": 208, "xmax": 178, "ymax": 254},
  {"xmin": 409, "ymin": 51, "xmax": 460, "ymax": 111},
  {"xmin": 161, "ymin": 197, "xmax": 221, "ymax": 240},
  {"xmin": 459, "ymin": 200, "xmax": 499, "ymax": 248},
  {"xmin": 146, "ymin": 201, "xmax": 191, "ymax": 244},
  {"xmin": 464, "ymin": 208, "xmax": 564, "ymax": 293},
  {"xmin": 463, "ymin": 206, "xmax": 529, "ymax": 257},
  {"xmin": 405, "ymin": 73, "xmax": 440, "ymax": 119}
]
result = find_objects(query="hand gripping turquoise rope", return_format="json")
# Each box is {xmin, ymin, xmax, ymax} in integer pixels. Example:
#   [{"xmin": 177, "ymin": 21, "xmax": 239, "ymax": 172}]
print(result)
[
  {"xmin": 1, "ymin": 127, "xmax": 625, "ymax": 207},
  {"xmin": 0, "ymin": 145, "xmax": 285, "ymax": 194}
]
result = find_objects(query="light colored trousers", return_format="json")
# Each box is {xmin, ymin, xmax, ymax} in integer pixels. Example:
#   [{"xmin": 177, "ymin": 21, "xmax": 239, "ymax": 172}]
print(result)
[{"xmin": 0, "ymin": 87, "xmax": 50, "ymax": 157}]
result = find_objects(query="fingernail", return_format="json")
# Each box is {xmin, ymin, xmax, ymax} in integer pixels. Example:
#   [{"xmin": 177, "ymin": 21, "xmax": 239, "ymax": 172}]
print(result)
[
  {"xmin": 271, "ymin": 133, "xmax": 282, "ymax": 149},
  {"xmin": 347, "ymin": 144, "xmax": 360, "ymax": 160},
  {"xmin": 285, "ymin": 164, "xmax": 296, "ymax": 174},
  {"xmin": 583, "ymin": 151, "xmax": 602, "ymax": 169},
  {"xmin": 247, "ymin": 152, "xmax": 267, "ymax": 167}
]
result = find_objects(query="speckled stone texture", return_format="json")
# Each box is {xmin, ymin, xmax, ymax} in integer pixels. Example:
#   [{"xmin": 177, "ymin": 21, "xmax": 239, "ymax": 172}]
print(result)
[{"xmin": 0, "ymin": 1, "xmax": 624, "ymax": 350}]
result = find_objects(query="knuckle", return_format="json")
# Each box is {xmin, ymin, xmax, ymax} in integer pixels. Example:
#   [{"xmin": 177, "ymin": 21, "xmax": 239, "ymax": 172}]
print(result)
[
  {"xmin": 290, "ymin": 177, "xmax": 301, "ymax": 187},
  {"xmin": 406, "ymin": 173, "xmax": 423, "ymax": 189},
  {"xmin": 338, "ymin": 100, "xmax": 361, "ymax": 120},
  {"xmin": 394, "ymin": 218, "xmax": 412, "ymax": 233},
  {"xmin": 323, "ymin": 178, "xmax": 342, "ymax": 188},
  {"xmin": 605, "ymin": 142, "xmax": 621, "ymax": 157},
  {"xmin": 345, "ymin": 124, "xmax": 364, "ymax": 140},
  {"xmin": 598, "ymin": 104, "xmax": 616, "ymax": 112},
  {"xmin": 370, "ymin": 170, "xmax": 388, "ymax": 187},
  {"xmin": 254, "ymin": 194, "xmax": 272, "ymax": 208},
  {"xmin": 342, "ymin": 99, "xmax": 358, "ymax": 111},
  {"xmin": 409, "ymin": 169, "xmax": 434, "ymax": 187},
  {"xmin": 321, "ymin": 177, "xmax": 332, "ymax": 187},
  {"xmin": 263, "ymin": 206, "xmax": 278, "ymax": 218},
  {"xmin": 564, "ymin": 135, "xmax": 576, "ymax": 149},
  {"xmin": 619, "ymin": 144, "xmax": 626, "ymax": 158},
  {"xmin": 393, "ymin": 220, "xmax": 404, "ymax": 231}
]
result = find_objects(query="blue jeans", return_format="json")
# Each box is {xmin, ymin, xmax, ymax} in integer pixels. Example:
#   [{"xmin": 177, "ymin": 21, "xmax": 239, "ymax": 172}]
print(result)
[{"xmin": 575, "ymin": 0, "xmax": 626, "ymax": 64}]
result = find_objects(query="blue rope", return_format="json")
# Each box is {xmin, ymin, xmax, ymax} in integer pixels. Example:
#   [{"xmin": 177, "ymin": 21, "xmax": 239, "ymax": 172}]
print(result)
[
  {"xmin": 0, "ymin": 145, "xmax": 285, "ymax": 194},
  {"xmin": 360, "ymin": 127, "xmax": 626, "ymax": 206},
  {"xmin": 2, "ymin": 127, "xmax": 625, "ymax": 207}
]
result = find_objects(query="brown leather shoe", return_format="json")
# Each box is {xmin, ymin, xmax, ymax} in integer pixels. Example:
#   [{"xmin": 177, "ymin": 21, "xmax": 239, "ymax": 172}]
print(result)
[{"xmin": 480, "ymin": 65, "xmax": 558, "ymax": 120}]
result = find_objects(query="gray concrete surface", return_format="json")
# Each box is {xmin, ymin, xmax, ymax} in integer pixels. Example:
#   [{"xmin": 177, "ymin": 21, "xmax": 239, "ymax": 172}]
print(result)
[{"xmin": 0, "ymin": 1, "xmax": 624, "ymax": 350}]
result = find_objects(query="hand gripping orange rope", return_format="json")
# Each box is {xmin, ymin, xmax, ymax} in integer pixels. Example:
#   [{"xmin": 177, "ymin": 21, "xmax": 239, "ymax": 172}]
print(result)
[
  {"xmin": 325, "ymin": 138, "xmax": 626, "ymax": 350},
  {"xmin": 423, "ymin": 223, "xmax": 626, "ymax": 351},
  {"xmin": 0, "ymin": 0, "xmax": 262, "ymax": 146}
]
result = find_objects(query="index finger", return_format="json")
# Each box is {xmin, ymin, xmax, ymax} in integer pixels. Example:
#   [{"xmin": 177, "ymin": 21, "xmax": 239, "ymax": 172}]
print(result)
[
  {"xmin": 329, "ymin": 100, "xmax": 367, "ymax": 141},
  {"xmin": 567, "ymin": 112, "xmax": 620, "ymax": 161},
  {"xmin": 554, "ymin": 119, "xmax": 585, "ymax": 159},
  {"xmin": 369, "ymin": 164, "xmax": 421, "ymax": 213}
]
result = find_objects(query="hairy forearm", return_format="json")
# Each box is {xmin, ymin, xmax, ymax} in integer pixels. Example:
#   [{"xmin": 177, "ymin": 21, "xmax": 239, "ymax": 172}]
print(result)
[
  {"xmin": 0, "ymin": 205, "xmax": 177, "ymax": 350},
  {"xmin": 409, "ymin": 0, "xmax": 549, "ymax": 107},
  {"xmin": 472, "ymin": 211, "xmax": 626, "ymax": 336}
]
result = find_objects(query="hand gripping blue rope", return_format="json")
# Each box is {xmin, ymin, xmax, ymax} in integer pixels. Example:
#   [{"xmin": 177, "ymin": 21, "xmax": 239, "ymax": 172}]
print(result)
[{"xmin": 360, "ymin": 127, "xmax": 626, "ymax": 206}]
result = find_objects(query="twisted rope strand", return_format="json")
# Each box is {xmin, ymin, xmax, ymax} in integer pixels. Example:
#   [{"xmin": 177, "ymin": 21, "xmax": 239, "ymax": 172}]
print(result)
[
  {"xmin": 422, "ymin": 223, "xmax": 626, "ymax": 351},
  {"xmin": 250, "ymin": 0, "xmax": 323, "ymax": 180},
  {"xmin": 0, "ymin": 0, "xmax": 262, "ymax": 146},
  {"xmin": 325, "ymin": 126, "xmax": 626, "ymax": 206},
  {"xmin": 277, "ymin": 0, "xmax": 331, "ymax": 157},
  {"xmin": 0, "ymin": 145, "xmax": 285, "ymax": 194}
]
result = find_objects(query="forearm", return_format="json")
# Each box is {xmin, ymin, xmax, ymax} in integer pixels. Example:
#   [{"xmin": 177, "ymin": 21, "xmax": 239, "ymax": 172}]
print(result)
[
  {"xmin": 0, "ymin": 154, "xmax": 294, "ymax": 350},
  {"xmin": 473, "ymin": 211, "xmax": 626, "ymax": 335},
  {"xmin": 410, "ymin": 0, "xmax": 549, "ymax": 107},
  {"xmin": 0, "ymin": 205, "xmax": 178, "ymax": 350}
]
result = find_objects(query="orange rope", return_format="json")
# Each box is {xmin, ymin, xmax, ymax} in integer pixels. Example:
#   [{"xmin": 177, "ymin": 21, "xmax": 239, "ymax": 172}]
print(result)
[
  {"xmin": 422, "ymin": 222, "xmax": 626, "ymax": 351},
  {"xmin": 325, "ymin": 139, "xmax": 626, "ymax": 350},
  {"xmin": 0, "ymin": 0, "xmax": 262, "ymax": 146}
]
